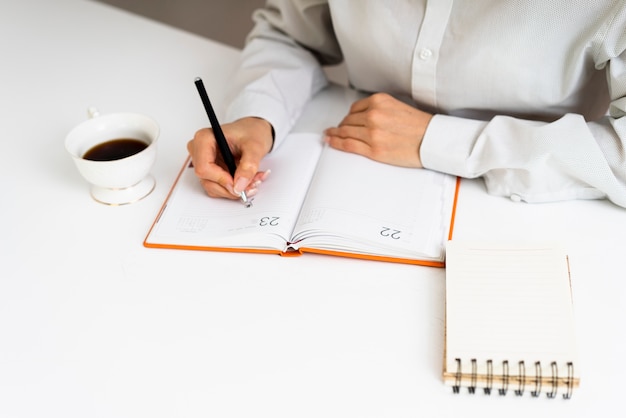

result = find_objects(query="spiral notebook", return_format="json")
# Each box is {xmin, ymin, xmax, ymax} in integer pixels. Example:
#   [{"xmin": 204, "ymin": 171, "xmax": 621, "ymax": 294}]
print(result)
[{"xmin": 443, "ymin": 241, "xmax": 579, "ymax": 399}]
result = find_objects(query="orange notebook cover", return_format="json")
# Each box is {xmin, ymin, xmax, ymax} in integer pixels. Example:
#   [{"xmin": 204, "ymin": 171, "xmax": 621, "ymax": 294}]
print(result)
[{"xmin": 144, "ymin": 133, "xmax": 460, "ymax": 267}]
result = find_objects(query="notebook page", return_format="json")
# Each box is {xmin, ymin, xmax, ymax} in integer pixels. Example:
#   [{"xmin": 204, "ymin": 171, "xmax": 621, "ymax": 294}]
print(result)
[
  {"xmin": 445, "ymin": 241, "xmax": 578, "ymax": 377},
  {"xmin": 145, "ymin": 133, "xmax": 324, "ymax": 250},
  {"xmin": 290, "ymin": 145, "xmax": 457, "ymax": 260}
]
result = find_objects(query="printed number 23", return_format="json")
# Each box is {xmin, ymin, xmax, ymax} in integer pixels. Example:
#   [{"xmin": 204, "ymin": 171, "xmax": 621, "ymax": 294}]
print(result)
[
  {"xmin": 380, "ymin": 227, "xmax": 401, "ymax": 240},
  {"xmin": 260, "ymin": 216, "xmax": 280, "ymax": 226}
]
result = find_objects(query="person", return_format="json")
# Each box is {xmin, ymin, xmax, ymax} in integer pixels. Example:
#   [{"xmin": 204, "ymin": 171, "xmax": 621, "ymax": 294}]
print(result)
[{"xmin": 187, "ymin": 0, "xmax": 626, "ymax": 208}]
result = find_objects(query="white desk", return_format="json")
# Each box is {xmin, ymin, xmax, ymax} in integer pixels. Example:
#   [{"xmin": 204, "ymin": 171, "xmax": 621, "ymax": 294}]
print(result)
[{"xmin": 2, "ymin": 1, "xmax": 625, "ymax": 417}]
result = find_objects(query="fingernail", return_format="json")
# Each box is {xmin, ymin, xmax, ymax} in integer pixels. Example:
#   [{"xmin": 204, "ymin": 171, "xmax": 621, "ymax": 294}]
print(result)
[
  {"xmin": 252, "ymin": 171, "xmax": 271, "ymax": 189},
  {"xmin": 246, "ymin": 187, "xmax": 258, "ymax": 197},
  {"xmin": 234, "ymin": 177, "xmax": 250, "ymax": 194}
]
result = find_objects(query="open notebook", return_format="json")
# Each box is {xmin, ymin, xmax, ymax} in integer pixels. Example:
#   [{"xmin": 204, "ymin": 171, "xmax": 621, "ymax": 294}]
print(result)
[
  {"xmin": 144, "ymin": 133, "xmax": 460, "ymax": 266},
  {"xmin": 443, "ymin": 241, "xmax": 580, "ymax": 398}
]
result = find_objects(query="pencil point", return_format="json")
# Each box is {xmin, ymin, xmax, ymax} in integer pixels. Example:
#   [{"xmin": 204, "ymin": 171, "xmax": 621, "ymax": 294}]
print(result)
[{"xmin": 240, "ymin": 191, "xmax": 252, "ymax": 208}]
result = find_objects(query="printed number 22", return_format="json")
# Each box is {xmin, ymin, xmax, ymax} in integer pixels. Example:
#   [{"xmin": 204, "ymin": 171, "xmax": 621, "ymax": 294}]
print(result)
[{"xmin": 380, "ymin": 227, "xmax": 401, "ymax": 240}]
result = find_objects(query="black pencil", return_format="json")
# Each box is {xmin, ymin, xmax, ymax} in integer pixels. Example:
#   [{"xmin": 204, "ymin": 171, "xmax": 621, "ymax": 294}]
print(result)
[{"xmin": 194, "ymin": 77, "xmax": 250, "ymax": 207}]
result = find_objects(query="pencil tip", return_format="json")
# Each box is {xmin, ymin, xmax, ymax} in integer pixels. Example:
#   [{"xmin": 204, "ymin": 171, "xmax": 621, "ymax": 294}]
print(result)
[{"xmin": 240, "ymin": 191, "xmax": 253, "ymax": 208}]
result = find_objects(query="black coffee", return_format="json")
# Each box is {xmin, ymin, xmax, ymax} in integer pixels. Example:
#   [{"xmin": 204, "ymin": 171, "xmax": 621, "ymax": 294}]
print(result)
[{"xmin": 83, "ymin": 138, "xmax": 148, "ymax": 161}]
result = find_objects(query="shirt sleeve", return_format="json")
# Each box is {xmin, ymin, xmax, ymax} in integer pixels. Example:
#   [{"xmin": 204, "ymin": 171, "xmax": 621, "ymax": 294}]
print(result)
[
  {"xmin": 224, "ymin": 0, "xmax": 342, "ymax": 149},
  {"xmin": 421, "ymin": 10, "xmax": 626, "ymax": 208}
]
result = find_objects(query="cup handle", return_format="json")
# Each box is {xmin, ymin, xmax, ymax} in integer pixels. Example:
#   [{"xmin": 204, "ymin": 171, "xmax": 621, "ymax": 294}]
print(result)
[{"xmin": 87, "ymin": 106, "xmax": 100, "ymax": 119}]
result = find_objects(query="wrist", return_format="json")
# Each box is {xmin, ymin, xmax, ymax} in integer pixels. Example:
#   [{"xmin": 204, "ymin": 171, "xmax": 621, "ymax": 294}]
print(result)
[
  {"xmin": 241, "ymin": 117, "xmax": 275, "ymax": 153},
  {"xmin": 416, "ymin": 113, "xmax": 434, "ymax": 168}
]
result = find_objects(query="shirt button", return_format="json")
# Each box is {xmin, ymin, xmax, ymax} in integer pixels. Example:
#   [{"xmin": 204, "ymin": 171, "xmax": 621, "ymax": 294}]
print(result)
[{"xmin": 419, "ymin": 48, "xmax": 432, "ymax": 60}]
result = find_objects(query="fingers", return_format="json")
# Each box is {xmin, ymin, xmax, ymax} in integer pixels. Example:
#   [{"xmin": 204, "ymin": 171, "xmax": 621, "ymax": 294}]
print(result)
[
  {"xmin": 324, "ymin": 98, "xmax": 378, "ymax": 158},
  {"xmin": 324, "ymin": 125, "xmax": 375, "ymax": 157},
  {"xmin": 347, "ymin": 94, "xmax": 377, "ymax": 114},
  {"xmin": 187, "ymin": 128, "xmax": 217, "ymax": 174},
  {"xmin": 187, "ymin": 118, "xmax": 274, "ymax": 199},
  {"xmin": 232, "ymin": 136, "xmax": 269, "ymax": 194},
  {"xmin": 243, "ymin": 170, "xmax": 271, "ymax": 198},
  {"xmin": 187, "ymin": 133, "xmax": 237, "ymax": 199},
  {"xmin": 329, "ymin": 93, "xmax": 389, "ymax": 138},
  {"xmin": 230, "ymin": 118, "xmax": 273, "ymax": 194},
  {"xmin": 323, "ymin": 93, "xmax": 432, "ymax": 168},
  {"xmin": 323, "ymin": 99, "xmax": 373, "ymax": 152}
]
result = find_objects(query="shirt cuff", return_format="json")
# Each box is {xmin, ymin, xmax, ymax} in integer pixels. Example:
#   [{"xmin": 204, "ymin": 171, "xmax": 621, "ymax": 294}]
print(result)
[{"xmin": 420, "ymin": 114, "xmax": 487, "ymax": 178}]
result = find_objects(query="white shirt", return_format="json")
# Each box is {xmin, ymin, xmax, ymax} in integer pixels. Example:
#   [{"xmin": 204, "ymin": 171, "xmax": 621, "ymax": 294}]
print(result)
[{"xmin": 225, "ymin": 0, "xmax": 626, "ymax": 208}]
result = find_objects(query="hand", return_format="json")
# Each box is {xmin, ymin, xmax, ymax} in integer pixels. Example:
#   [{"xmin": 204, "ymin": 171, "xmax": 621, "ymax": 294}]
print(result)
[
  {"xmin": 187, "ymin": 117, "xmax": 273, "ymax": 200},
  {"xmin": 324, "ymin": 93, "xmax": 433, "ymax": 168}
]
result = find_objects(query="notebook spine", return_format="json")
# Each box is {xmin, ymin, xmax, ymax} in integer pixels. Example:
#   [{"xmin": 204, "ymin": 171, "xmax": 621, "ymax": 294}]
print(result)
[{"xmin": 452, "ymin": 358, "xmax": 575, "ymax": 399}]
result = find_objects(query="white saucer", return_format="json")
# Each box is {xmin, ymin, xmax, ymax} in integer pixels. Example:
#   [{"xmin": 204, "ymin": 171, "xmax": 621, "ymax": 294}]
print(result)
[{"xmin": 90, "ymin": 175, "xmax": 156, "ymax": 206}]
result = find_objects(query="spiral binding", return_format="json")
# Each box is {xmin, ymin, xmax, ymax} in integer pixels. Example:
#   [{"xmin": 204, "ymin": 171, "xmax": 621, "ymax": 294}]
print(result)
[{"xmin": 452, "ymin": 358, "xmax": 575, "ymax": 399}]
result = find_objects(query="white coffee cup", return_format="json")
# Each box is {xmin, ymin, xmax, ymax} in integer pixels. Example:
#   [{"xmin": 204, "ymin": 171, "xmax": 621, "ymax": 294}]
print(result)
[{"xmin": 65, "ymin": 108, "xmax": 159, "ymax": 205}]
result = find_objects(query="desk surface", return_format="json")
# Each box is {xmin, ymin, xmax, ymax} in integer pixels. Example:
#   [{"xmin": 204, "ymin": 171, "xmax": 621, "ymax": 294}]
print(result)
[{"xmin": 2, "ymin": 1, "xmax": 625, "ymax": 417}]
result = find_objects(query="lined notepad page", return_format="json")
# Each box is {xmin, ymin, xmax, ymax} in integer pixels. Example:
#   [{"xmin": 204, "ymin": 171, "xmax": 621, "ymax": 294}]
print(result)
[{"xmin": 444, "ymin": 241, "xmax": 578, "ymax": 377}]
